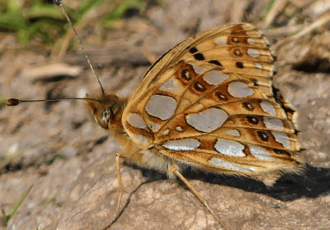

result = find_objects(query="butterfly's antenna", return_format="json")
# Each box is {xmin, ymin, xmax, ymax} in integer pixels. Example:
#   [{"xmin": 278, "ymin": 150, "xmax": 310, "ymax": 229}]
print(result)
[
  {"xmin": 6, "ymin": 0, "xmax": 105, "ymax": 107},
  {"xmin": 7, "ymin": 98, "xmax": 100, "ymax": 106},
  {"xmin": 54, "ymin": 0, "xmax": 105, "ymax": 96}
]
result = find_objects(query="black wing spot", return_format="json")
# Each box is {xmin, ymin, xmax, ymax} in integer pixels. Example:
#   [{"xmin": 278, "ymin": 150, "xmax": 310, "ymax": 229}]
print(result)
[
  {"xmin": 194, "ymin": 53, "xmax": 205, "ymax": 61},
  {"xmin": 250, "ymin": 78, "xmax": 259, "ymax": 86},
  {"xmin": 215, "ymin": 91, "xmax": 228, "ymax": 101},
  {"xmin": 236, "ymin": 62, "xmax": 244, "ymax": 68},
  {"xmin": 247, "ymin": 116, "xmax": 259, "ymax": 125},
  {"xmin": 193, "ymin": 82, "xmax": 206, "ymax": 92},
  {"xmin": 274, "ymin": 149, "xmax": 292, "ymax": 157},
  {"xmin": 181, "ymin": 69, "xmax": 192, "ymax": 81},
  {"xmin": 189, "ymin": 47, "xmax": 198, "ymax": 54},
  {"xmin": 257, "ymin": 131, "xmax": 269, "ymax": 141},
  {"xmin": 243, "ymin": 102, "xmax": 255, "ymax": 111},
  {"xmin": 209, "ymin": 60, "xmax": 222, "ymax": 66}
]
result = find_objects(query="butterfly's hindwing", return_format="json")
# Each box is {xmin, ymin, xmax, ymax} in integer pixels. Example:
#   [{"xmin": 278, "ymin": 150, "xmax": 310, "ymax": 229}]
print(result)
[{"xmin": 122, "ymin": 23, "xmax": 302, "ymax": 177}]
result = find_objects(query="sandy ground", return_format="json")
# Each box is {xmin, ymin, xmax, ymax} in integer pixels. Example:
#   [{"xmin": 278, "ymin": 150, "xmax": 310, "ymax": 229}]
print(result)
[{"xmin": 1, "ymin": 0, "xmax": 330, "ymax": 229}]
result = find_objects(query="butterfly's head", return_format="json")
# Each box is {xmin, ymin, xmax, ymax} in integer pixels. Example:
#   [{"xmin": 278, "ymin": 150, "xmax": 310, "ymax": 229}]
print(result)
[{"xmin": 85, "ymin": 93, "xmax": 123, "ymax": 130}]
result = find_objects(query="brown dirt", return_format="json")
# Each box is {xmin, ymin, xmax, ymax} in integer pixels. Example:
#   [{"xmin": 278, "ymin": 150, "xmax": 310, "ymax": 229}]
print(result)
[{"xmin": 1, "ymin": 0, "xmax": 330, "ymax": 229}]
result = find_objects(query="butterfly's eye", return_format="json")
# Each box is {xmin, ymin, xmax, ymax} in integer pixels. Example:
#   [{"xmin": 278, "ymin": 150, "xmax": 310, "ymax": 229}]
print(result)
[{"xmin": 99, "ymin": 108, "xmax": 111, "ymax": 129}]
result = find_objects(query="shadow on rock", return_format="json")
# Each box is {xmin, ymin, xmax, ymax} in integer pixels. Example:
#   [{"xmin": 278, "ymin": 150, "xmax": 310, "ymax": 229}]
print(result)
[{"xmin": 127, "ymin": 162, "xmax": 330, "ymax": 202}]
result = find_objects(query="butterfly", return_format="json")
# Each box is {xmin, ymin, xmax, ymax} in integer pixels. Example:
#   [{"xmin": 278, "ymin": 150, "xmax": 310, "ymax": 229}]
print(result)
[
  {"xmin": 7, "ymin": 21, "xmax": 304, "ymax": 228},
  {"xmin": 83, "ymin": 23, "xmax": 304, "ymax": 225}
]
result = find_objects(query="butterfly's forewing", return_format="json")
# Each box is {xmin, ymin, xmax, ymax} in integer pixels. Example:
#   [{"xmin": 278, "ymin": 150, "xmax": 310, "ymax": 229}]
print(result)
[{"xmin": 122, "ymin": 24, "xmax": 303, "ymax": 183}]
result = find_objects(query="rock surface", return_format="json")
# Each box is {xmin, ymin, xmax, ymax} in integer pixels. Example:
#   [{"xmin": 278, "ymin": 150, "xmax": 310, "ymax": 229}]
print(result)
[{"xmin": 1, "ymin": 0, "xmax": 329, "ymax": 229}]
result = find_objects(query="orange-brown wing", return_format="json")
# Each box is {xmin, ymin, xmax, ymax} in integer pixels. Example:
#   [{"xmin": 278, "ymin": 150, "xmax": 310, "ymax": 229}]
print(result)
[{"xmin": 122, "ymin": 23, "xmax": 302, "ymax": 178}]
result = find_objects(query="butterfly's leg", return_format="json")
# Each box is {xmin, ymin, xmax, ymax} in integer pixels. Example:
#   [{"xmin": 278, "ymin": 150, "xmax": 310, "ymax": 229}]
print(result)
[
  {"xmin": 169, "ymin": 165, "xmax": 228, "ymax": 229},
  {"xmin": 115, "ymin": 153, "xmax": 131, "ymax": 216}
]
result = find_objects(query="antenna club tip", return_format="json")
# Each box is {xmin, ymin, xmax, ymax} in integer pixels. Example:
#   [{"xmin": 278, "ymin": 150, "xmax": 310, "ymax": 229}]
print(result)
[{"xmin": 7, "ymin": 98, "xmax": 20, "ymax": 106}]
